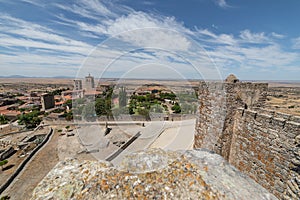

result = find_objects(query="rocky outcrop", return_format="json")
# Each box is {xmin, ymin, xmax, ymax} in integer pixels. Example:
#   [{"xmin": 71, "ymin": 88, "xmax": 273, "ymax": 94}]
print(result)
[{"xmin": 30, "ymin": 149, "xmax": 277, "ymax": 200}]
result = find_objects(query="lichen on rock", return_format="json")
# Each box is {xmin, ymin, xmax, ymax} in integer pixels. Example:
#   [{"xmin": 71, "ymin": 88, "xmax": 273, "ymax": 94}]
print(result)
[{"xmin": 30, "ymin": 149, "xmax": 278, "ymax": 200}]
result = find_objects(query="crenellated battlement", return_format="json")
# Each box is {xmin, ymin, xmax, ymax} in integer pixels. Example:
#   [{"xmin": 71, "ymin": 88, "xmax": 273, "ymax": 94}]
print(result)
[
  {"xmin": 237, "ymin": 107, "xmax": 300, "ymax": 131},
  {"xmin": 231, "ymin": 107, "xmax": 299, "ymax": 199}
]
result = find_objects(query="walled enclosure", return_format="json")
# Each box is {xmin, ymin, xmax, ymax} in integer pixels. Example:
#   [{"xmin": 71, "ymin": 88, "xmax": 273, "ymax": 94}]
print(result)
[{"xmin": 194, "ymin": 80, "xmax": 300, "ymax": 199}]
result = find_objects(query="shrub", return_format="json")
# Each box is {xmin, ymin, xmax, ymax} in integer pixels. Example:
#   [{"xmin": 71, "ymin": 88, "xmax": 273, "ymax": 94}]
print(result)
[{"xmin": 0, "ymin": 160, "xmax": 8, "ymax": 171}]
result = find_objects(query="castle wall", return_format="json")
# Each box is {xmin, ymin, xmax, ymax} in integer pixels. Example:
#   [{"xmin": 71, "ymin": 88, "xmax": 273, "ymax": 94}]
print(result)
[
  {"xmin": 194, "ymin": 80, "xmax": 300, "ymax": 199},
  {"xmin": 229, "ymin": 108, "xmax": 300, "ymax": 199},
  {"xmin": 194, "ymin": 82, "xmax": 226, "ymax": 154},
  {"xmin": 194, "ymin": 81, "xmax": 268, "ymax": 159}
]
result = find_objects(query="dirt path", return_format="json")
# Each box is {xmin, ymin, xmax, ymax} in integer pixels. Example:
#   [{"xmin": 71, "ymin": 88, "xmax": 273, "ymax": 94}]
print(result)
[{"xmin": 2, "ymin": 130, "xmax": 60, "ymax": 200}]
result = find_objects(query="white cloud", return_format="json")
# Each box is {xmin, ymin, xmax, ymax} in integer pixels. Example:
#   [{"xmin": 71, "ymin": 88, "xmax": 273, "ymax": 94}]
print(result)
[
  {"xmin": 196, "ymin": 29, "xmax": 236, "ymax": 45},
  {"xmin": 53, "ymin": 0, "xmax": 118, "ymax": 21},
  {"xmin": 106, "ymin": 13, "xmax": 192, "ymax": 51},
  {"xmin": 0, "ymin": 15, "xmax": 92, "ymax": 55},
  {"xmin": 271, "ymin": 32, "xmax": 285, "ymax": 39},
  {"xmin": 0, "ymin": 34, "xmax": 92, "ymax": 55},
  {"xmin": 213, "ymin": 0, "xmax": 230, "ymax": 8},
  {"xmin": 197, "ymin": 29, "xmax": 217, "ymax": 38},
  {"xmin": 239, "ymin": 30, "xmax": 270, "ymax": 43},
  {"xmin": 292, "ymin": 37, "xmax": 300, "ymax": 49},
  {"xmin": 20, "ymin": 0, "xmax": 45, "ymax": 7},
  {"xmin": 55, "ymin": 11, "xmax": 193, "ymax": 51},
  {"xmin": 190, "ymin": 28, "xmax": 299, "ymax": 74},
  {"xmin": 208, "ymin": 42, "xmax": 298, "ymax": 72},
  {"xmin": 79, "ymin": 0, "xmax": 116, "ymax": 17},
  {"xmin": 105, "ymin": 13, "xmax": 192, "ymax": 35}
]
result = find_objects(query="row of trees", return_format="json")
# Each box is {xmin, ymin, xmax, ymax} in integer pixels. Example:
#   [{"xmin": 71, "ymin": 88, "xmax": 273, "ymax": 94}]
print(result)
[
  {"xmin": 69, "ymin": 87, "xmax": 197, "ymax": 121},
  {"xmin": 127, "ymin": 92, "xmax": 181, "ymax": 116},
  {"xmin": 48, "ymin": 88, "xmax": 69, "ymax": 96}
]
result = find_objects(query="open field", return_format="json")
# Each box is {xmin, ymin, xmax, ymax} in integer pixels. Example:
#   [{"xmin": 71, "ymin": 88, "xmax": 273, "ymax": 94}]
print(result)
[
  {"xmin": 0, "ymin": 78, "xmax": 73, "ymax": 85},
  {"xmin": 266, "ymin": 82, "xmax": 300, "ymax": 116}
]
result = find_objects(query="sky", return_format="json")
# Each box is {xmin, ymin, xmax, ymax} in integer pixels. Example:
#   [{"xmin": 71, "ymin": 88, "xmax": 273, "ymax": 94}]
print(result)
[{"xmin": 0, "ymin": 0, "xmax": 300, "ymax": 80}]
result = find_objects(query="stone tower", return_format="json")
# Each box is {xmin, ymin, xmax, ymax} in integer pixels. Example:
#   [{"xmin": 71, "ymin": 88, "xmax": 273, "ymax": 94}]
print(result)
[
  {"xmin": 41, "ymin": 93, "xmax": 55, "ymax": 111},
  {"xmin": 85, "ymin": 73, "xmax": 95, "ymax": 90}
]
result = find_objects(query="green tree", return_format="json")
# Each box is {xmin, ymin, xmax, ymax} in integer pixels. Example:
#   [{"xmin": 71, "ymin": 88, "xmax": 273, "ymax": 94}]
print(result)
[
  {"xmin": 63, "ymin": 111, "xmax": 73, "ymax": 121},
  {"xmin": 82, "ymin": 102, "xmax": 96, "ymax": 121},
  {"xmin": 64, "ymin": 99, "xmax": 73, "ymax": 109},
  {"xmin": 137, "ymin": 95, "xmax": 146, "ymax": 102},
  {"xmin": 138, "ymin": 108, "xmax": 150, "ymax": 121},
  {"xmin": 162, "ymin": 104, "xmax": 168, "ymax": 112},
  {"xmin": 0, "ymin": 115, "xmax": 8, "ymax": 125},
  {"xmin": 18, "ymin": 111, "xmax": 42, "ymax": 129},
  {"xmin": 119, "ymin": 87, "xmax": 127, "ymax": 107},
  {"xmin": 95, "ymin": 98, "xmax": 107, "ymax": 116},
  {"xmin": 171, "ymin": 103, "xmax": 181, "ymax": 114},
  {"xmin": 159, "ymin": 92, "xmax": 176, "ymax": 100},
  {"xmin": 129, "ymin": 106, "xmax": 135, "ymax": 115},
  {"xmin": 101, "ymin": 86, "xmax": 113, "ymax": 118},
  {"xmin": 50, "ymin": 88, "xmax": 67, "ymax": 95},
  {"xmin": 17, "ymin": 99, "xmax": 25, "ymax": 105}
]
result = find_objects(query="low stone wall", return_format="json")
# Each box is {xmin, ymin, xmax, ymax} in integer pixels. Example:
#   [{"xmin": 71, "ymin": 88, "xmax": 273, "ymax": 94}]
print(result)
[
  {"xmin": 229, "ymin": 108, "xmax": 300, "ymax": 199},
  {"xmin": 0, "ymin": 146, "xmax": 15, "ymax": 161}
]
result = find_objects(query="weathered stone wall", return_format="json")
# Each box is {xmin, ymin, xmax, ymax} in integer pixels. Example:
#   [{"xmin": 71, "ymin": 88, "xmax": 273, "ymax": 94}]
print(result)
[
  {"xmin": 194, "ymin": 80, "xmax": 300, "ymax": 199},
  {"xmin": 194, "ymin": 82, "xmax": 226, "ymax": 154},
  {"xmin": 229, "ymin": 108, "xmax": 300, "ymax": 199},
  {"xmin": 194, "ymin": 81, "xmax": 268, "ymax": 160}
]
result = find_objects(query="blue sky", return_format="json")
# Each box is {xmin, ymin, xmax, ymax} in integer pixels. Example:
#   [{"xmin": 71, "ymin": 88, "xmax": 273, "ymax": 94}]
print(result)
[{"xmin": 0, "ymin": 0, "xmax": 300, "ymax": 80}]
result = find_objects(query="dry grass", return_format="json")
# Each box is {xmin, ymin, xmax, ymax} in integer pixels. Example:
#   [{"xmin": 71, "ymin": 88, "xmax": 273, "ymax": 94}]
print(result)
[{"xmin": 266, "ymin": 85, "xmax": 300, "ymax": 116}]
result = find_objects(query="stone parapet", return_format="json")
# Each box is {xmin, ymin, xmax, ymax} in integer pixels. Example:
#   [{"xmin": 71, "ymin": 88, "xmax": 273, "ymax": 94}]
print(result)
[{"xmin": 230, "ymin": 107, "xmax": 300, "ymax": 199}]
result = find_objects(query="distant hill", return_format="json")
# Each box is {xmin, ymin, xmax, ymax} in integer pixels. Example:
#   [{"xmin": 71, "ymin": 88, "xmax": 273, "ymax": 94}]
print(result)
[
  {"xmin": 0, "ymin": 75, "xmax": 29, "ymax": 78},
  {"xmin": 0, "ymin": 75, "xmax": 73, "ymax": 79}
]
